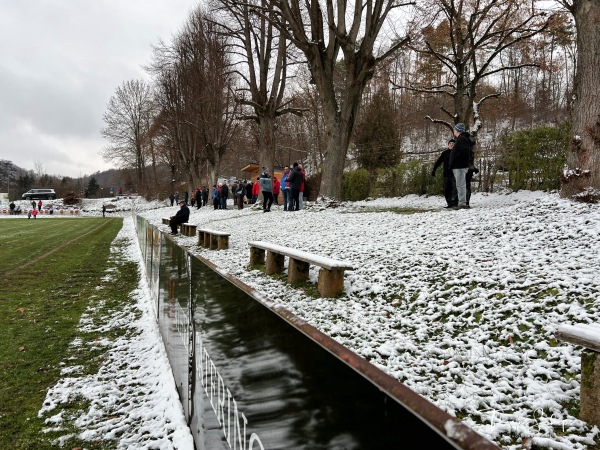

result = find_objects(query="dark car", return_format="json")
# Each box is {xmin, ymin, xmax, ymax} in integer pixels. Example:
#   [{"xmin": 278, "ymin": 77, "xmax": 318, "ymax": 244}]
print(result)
[{"xmin": 21, "ymin": 189, "xmax": 56, "ymax": 200}]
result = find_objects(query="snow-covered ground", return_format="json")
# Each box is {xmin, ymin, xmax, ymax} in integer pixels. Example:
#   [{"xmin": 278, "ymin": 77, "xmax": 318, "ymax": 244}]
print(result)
[{"xmin": 7, "ymin": 191, "xmax": 599, "ymax": 449}]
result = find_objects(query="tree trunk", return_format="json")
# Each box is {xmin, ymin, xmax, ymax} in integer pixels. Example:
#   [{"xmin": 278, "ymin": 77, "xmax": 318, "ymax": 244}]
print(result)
[
  {"xmin": 258, "ymin": 115, "xmax": 276, "ymax": 175},
  {"xmin": 319, "ymin": 113, "xmax": 354, "ymax": 199},
  {"xmin": 561, "ymin": 0, "xmax": 600, "ymax": 201}
]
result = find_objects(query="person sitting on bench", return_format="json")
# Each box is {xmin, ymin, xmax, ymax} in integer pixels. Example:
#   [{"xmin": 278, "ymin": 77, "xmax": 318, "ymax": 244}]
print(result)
[{"xmin": 169, "ymin": 200, "xmax": 190, "ymax": 235}]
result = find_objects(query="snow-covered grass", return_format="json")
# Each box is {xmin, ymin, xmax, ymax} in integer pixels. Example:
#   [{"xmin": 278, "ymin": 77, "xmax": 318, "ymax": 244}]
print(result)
[{"xmin": 25, "ymin": 191, "xmax": 600, "ymax": 449}]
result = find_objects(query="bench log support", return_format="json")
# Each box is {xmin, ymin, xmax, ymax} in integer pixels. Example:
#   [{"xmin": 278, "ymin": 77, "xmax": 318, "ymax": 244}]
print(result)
[
  {"xmin": 250, "ymin": 247, "xmax": 265, "ymax": 266},
  {"xmin": 288, "ymin": 258, "xmax": 310, "ymax": 284},
  {"xmin": 581, "ymin": 350, "xmax": 600, "ymax": 427},
  {"xmin": 217, "ymin": 235, "xmax": 229, "ymax": 250},
  {"xmin": 266, "ymin": 252, "xmax": 285, "ymax": 274},
  {"xmin": 556, "ymin": 323, "xmax": 600, "ymax": 429},
  {"xmin": 318, "ymin": 269, "xmax": 346, "ymax": 298}
]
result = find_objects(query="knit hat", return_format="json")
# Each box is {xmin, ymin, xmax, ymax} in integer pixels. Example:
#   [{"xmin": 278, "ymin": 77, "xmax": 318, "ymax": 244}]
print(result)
[{"xmin": 454, "ymin": 123, "xmax": 466, "ymax": 133}]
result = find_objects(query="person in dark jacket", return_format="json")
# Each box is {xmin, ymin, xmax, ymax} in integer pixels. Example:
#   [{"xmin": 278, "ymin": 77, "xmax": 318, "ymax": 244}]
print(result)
[
  {"xmin": 194, "ymin": 188, "xmax": 202, "ymax": 209},
  {"xmin": 220, "ymin": 182, "xmax": 229, "ymax": 209},
  {"xmin": 245, "ymin": 181, "xmax": 253, "ymax": 204},
  {"xmin": 287, "ymin": 162, "xmax": 303, "ymax": 211},
  {"xmin": 202, "ymin": 186, "xmax": 209, "ymax": 206},
  {"xmin": 169, "ymin": 200, "xmax": 190, "ymax": 234},
  {"xmin": 432, "ymin": 139, "xmax": 458, "ymax": 208},
  {"xmin": 236, "ymin": 182, "xmax": 246, "ymax": 209},
  {"xmin": 449, "ymin": 123, "xmax": 472, "ymax": 209}
]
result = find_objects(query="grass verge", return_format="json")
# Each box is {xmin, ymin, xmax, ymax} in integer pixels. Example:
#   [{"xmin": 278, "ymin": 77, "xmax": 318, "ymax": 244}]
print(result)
[{"xmin": 0, "ymin": 218, "xmax": 127, "ymax": 449}]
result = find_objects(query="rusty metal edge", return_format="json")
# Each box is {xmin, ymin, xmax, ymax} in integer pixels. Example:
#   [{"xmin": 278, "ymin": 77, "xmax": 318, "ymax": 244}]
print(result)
[{"xmin": 162, "ymin": 230, "xmax": 501, "ymax": 450}]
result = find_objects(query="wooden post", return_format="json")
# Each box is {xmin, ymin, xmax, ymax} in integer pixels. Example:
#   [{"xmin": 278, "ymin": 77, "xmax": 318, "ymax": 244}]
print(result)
[
  {"xmin": 581, "ymin": 350, "xmax": 600, "ymax": 428},
  {"xmin": 288, "ymin": 258, "xmax": 309, "ymax": 284},
  {"xmin": 250, "ymin": 247, "xmax": 265, "ymax": 266},
  {"xmin": 217, "ymin": 235, "xmax": 229, "ymax": 250},
  {"xmin": 317, "ymin": 269, "xmax": 345, "ymax": 297},
  {"xmin": 266, "ymin": 252, "xmax": 285, "ymax": 274}
]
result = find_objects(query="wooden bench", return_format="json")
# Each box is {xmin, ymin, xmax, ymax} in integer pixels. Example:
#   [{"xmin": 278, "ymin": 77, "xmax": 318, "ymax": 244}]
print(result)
[
  {"xmin": 180, "ymin": 223, "xmax": 197, "ymax": 237},
  {"xmin": 198, "ymin": 228, "xmax": 230, "ymax": 250},
  {"xmin": 248, "ymin": 241, "xmax": 354, "ymax": 297},
  {"xmin": 162, "ymin": 217, "xmax": 170, "ymax": 225},
  {"xmin": 556, "ymin": 323, "xmax": 600, "ymax": 428}
]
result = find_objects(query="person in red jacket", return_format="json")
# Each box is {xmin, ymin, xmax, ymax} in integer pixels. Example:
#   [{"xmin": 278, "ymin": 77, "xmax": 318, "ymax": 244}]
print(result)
[
  {"xmin": 272, "ymin": 176, "xmax": 281, "ymax": 205},
  {"xmin": 298, "ymin": 163, "xmax": 306, "ymax": 209},
  {"xmin": 251, "ymin": 177, "xmax": 260, "ymax": 204}
]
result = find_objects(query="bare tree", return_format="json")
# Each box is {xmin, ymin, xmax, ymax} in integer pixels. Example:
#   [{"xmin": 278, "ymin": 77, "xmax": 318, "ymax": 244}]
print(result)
[
  {"xmin": 211, "ymin": 0, "xmax": 305, "ymax": 176},
  {"xmin": 559, "ymin": 0, "xmax": 600, "ymax": 201},
  {"xmin": 150, "ymin": 7, "xmax": 239, "ymax": 192},
  {"xmin": 397, "ymin": 0, "xmax": 553, "ymax": 136},
  {"xmin": 268, "ymin": 0, "xmax": 412, "ymax": 199},
  {"xmin": 101, "ymin": 79, "xmax": 155, "ymax": 193},
  {"xmin": 33, "ymin": 160, "xmax": 45, "ymax": 179}
]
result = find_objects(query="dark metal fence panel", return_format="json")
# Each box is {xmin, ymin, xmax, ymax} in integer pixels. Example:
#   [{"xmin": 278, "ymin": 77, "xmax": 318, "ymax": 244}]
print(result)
[
  {"xmin": 187, "ymin": 256, "xmax": 477, "ymax": 450},
  {"xmin": 134, "ymin": 219, "xmax": 500, "ymax": 450},
  {"xmin": 158, "ymin": 238, "xmax": 192, "ymax": 419}
]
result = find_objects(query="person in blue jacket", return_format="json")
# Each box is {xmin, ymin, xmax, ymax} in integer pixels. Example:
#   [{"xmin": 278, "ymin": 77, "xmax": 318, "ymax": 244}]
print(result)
[{"xmin": 280, "ymin": 166, "xmax": 291, "ymax": 211}]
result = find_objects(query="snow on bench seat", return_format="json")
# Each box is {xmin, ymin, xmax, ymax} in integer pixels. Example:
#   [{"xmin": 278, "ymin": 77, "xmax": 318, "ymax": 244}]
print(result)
[
  {"xmin": 198, "ymin": 228, "xmax": 230, "ymax": 250},
  {"xmin": 248, "ymin": 240, "xmax": 354, "ymax": 297},
  {"xmin": 556, "ymin": 323, "xmax": 600, "ymax": 353}
]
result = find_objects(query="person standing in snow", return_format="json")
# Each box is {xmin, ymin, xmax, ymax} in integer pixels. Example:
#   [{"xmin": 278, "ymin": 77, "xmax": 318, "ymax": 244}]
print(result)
[
  {"xmin": 298, "ymin": 163, "xmax": 306, "ymax": 209},
  {"xmin": 251, "ymin": 177, "xmax": 260, "ymax": 204},
  {"xmin": 432, "ymin": 139, "xmax": 457, "ymax": 209},
  {"xmin": 202, "ymin": 186, "xmax": 209, "ymax": 207},
  {"xmin": 220, "ymin": 182, "xmax": 229, "ymax": 209},
  {"xmin": 259, "ymin": 168, "xmax": 274, "ymax": 212},
  {"xmin": 212, "ymin": 185, "xmax": 220, "ymax": 210},
  {"xmin": 37, "ymin": 200, "xmax": 42, "ymax": 211},
  {"xmin": 272, "ymin": 176, "xmax": 280, "ymax": 205},
  {"xmin": 280, "ymin": 166, "xmax": 291, "ymax": 211},
  {"xmin": 287, "ymin": 162, "xmax": 303, "ymax": 211},
  {"xmin": 449, "ymin": 123, "xmax": 472, "ymax": 209},
  {"xmin": 195, "ymin": 188, "xmax": 202, "ymax": 209},
  {"xmin": 236, "ymin": 182, "xmax": 246, "ymax": 209}
]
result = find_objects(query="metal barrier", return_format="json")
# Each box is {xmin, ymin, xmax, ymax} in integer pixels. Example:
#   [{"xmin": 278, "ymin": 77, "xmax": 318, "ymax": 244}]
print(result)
[{"xmin": 135, "ymin": 216, "xmax": 500, "ymax": 450}]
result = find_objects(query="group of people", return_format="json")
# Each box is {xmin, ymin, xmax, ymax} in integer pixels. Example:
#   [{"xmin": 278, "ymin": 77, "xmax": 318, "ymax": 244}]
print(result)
[
  {"xmin": 169, "ymin": 188, "xmax": 210, "ymax": 208},
  {"xmin": 431, "ymin": 123, "xmax": 478, "ymax": 209},
  {"xmin": 167, "ymin": 162, "xmax": 307, "ymax": 230},
  {"xmin": 207, "ymin": 162, "xmax": 307, "ymax": 212}
]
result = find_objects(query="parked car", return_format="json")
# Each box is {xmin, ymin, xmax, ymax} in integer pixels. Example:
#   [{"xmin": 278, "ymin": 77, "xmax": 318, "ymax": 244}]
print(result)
[{"xmin": 21, "ymin": 189, "xmax": 56, "ymax": 200}]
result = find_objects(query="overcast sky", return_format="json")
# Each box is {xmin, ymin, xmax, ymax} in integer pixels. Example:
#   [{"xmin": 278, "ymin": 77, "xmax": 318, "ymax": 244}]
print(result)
[{"xmin": 0, "ymin": 1, "xmax": 197, "ymax": 178}]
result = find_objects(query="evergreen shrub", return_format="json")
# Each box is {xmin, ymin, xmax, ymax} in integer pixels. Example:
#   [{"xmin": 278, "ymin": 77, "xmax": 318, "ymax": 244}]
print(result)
[
  {"xmin": 500, "ymin": 123, "xmax": 569, "ymax": 191},
  {"xmin": 342, "ymin": 169, "xmax": 370, "ymax": 201},
  {"xmin": 379, "ymin": 161, "xmax": 439, "ymax": 197},
  {"xmin": 63, "ymin": 191, "xmax": 81, "ymax": 206}
]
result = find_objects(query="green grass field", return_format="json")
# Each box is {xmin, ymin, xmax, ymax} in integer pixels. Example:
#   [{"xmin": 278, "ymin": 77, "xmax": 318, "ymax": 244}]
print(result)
[{"xmin": 0, "ymin": 217, "xmax": 134, "ymax": 449}]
